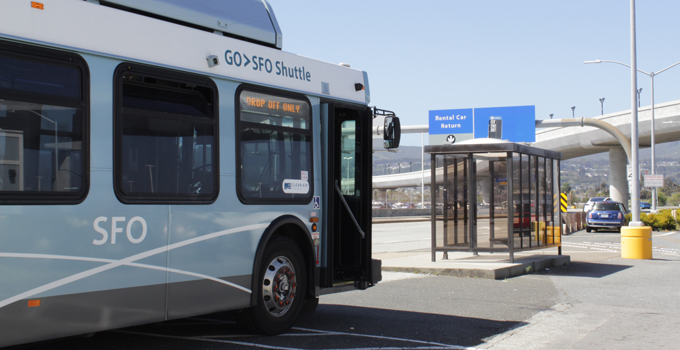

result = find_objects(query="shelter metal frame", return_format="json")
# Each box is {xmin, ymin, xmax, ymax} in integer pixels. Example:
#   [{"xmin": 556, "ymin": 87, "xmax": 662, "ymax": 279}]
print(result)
[{"xmin": 426, "ymin": 141, "xmax": 563, "ymax": 263}]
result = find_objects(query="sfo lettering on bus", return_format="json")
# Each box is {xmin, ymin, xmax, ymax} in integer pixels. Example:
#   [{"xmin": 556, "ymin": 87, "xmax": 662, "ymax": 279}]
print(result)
[
  {"xmin": 93, "ymin": 216, "xmax": 148, "ymax": 245},
  {"xmin": 224, "ymin": 50, "xmax": 311, "ymax": 82}
]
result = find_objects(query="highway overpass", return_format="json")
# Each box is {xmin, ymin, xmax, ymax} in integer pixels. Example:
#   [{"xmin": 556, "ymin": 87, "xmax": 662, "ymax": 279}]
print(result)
[{"xmin": 373, "ymin": 99, "xmax": 680, "ymax": 204}]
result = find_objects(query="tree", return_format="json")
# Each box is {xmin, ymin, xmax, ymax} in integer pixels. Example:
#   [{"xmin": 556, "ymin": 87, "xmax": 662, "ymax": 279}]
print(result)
[
  {"xmin": 668, "ymin": 193, "xmax": 680, "ymax": 206},
  {"xmin": 640, "ymin": 189, "xmax": 651, "ymax": 200},
  {"xmin": 561, "ymin": 182, "xmax": 572, "ymax": 194},
  {"xmin": 660, "ymin": 178, "xmax": 680, "ymax": 197}
]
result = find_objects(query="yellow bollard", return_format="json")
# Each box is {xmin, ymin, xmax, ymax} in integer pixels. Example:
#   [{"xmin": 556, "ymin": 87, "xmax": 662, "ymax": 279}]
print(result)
[
  {"xmin": 546, "ymin": 226, "xmax": 561, "ymax": 245},
  {"xmin": 621, "ymin": 226, "xmax": 652, "ymax": 259},
  {"xmin": 533, "ymin": 221, "xmax": 546, "ymax": 242}
]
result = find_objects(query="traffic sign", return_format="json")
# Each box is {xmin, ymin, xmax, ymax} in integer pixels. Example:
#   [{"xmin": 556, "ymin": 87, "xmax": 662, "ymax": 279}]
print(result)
[
  {"xmin": 560, "ymin": 193, "xmax": 568, "ymax": 212},
  {"xmin": 428, "ymin": 108, "xmax": 473, "ymax": 134},
  {"xmin": 644, "ymin": 174, "xmax": 664, "ymax": 188}
]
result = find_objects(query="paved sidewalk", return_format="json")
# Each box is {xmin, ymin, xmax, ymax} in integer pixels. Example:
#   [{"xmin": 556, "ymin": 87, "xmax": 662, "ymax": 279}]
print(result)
[{"xmin": 376, "ymin": 250, "xmax": 570, "ymax": 280}]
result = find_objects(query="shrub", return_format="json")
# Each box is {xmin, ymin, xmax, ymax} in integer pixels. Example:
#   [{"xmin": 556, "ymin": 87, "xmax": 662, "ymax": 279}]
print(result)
[
  {"xmin": 640, "ymin": 212, "xmax": 654, "ymax": 227},
  {"xmin": 621, "ymin": 211, "xmax": 677, "ymax": 231},
  {"xmin": 654, "ymin": 210, "xmax": 677, "ymax": 231},
  {"xmin": 630, "ymin": 211, "xmax": 677, "ymax": 231}
]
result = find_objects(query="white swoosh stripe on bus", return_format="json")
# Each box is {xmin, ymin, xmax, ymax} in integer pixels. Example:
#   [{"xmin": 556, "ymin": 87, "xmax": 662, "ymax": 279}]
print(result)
[
  {"xmin": 0, "ymin": 223, "xmax": 268, "ymax": 309},
  {"xmin": 0, "ymin": 253, "xmax": 251, "ymax": 293}
]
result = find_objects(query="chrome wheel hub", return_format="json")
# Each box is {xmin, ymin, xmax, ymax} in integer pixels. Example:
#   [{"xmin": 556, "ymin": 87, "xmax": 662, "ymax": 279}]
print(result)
[{"xmin": 262, "ymin": 256, "xmax": 296, "ymax": 317}]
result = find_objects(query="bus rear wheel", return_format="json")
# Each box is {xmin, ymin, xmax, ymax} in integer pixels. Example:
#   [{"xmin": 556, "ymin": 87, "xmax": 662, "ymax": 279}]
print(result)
[{"xmin": 239, "ymin": 236, "xmax": 306, "ymax": 335}]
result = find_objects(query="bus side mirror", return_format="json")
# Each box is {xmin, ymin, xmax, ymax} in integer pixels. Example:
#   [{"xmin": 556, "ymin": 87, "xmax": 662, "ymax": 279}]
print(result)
[{"xmin": 383, "ymin": 116, "xmax": 401, "ymax": 149}]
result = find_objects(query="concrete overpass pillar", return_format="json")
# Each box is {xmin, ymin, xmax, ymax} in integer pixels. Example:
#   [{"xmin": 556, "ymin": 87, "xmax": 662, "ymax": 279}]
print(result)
[
  {"xmin": 373, "ymin": 189, "xmax": 385, "ymax": 204},
  {"xmin": 479, "ymin": 177, "xmax": 491, "ymax": 205},
  {"xmin": 609, "ymin": 147, "xmax": 628, "ymax": 204}
]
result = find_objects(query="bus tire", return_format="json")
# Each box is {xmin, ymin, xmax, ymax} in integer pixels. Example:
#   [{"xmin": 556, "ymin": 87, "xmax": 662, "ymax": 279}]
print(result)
[{"xmin": 239, "ymin": 236, "xmax": 306, "ymax": 335}]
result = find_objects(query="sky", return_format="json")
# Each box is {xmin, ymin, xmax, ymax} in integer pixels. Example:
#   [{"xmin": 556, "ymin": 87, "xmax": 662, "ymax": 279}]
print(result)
[{"xmin": 268, "ymin": 0, "xmax": 680, "ymax": 146}]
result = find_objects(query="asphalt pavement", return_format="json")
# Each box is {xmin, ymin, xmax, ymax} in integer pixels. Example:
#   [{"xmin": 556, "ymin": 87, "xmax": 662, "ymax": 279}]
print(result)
[{"xmin": 11, "ymin": 221, "xmax": 680, "ymax": 350}]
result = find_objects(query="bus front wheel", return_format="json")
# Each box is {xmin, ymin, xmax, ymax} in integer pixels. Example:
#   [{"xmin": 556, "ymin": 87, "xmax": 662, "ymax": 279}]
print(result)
[{"xmin": 239, "ymin": 236, "xmax": 307, "ymax": 335}]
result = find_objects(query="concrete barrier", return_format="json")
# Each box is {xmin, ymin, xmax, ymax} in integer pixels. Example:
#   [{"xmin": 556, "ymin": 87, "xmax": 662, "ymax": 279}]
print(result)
[
  {"xmin": 375, "ymin": 210, "xmax": 588, "ymax": 235},
  {"xmin": 373, "ymin": 208, "xmax": 432, "ymax": 217},
  {"xmin": 561, "ymin": 212, "xmax": 586, "ymax": 234}
]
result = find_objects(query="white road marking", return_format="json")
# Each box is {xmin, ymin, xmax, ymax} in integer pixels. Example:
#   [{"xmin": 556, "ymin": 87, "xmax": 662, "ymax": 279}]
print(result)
[
  {"xmin": 116, "ymin": 330, "xmax": 299, "ymax": 350},
  {"xmin": 561, "ymin": 241, "xmax": 680, "ymax": 256},
  {"xmin": 117, "ymin": 328, "xmax": 472, "ymax": 350},
  {"xmin": 292, "ymin": 326, "xmax": 470, "ymax": 349},
  {"xmin": 561, "ymin": 242, "xmax": 618, "ymax": 252},
  {"xmin": 656, "ymin": 231, "xmax": 677, "ymax": 237},
  {"xmin": 117, "ymin": 319, "xmax": 473, "ymax": 349}
]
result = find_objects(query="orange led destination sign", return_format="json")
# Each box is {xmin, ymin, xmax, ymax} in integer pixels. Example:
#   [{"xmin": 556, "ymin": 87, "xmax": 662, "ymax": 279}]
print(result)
[{"xmin": 244, "ymin": 95, "xmax": 305, "ymax": 114}]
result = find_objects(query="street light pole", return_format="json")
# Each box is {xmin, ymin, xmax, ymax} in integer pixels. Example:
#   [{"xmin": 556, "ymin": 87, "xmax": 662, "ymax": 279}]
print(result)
[
  {"xmin": 637, "ymin": 88, "xmax": 642, "ymax": 108},
  {"xmin": 600, "ymin": 98, "xmax": 605, "ymax": 115},
  {"xmin": 650, "ymin": 73, "xmax": 656, "ymax": 211},
  {"xmin": 630, "ymin": 0, "xmax": 641, "ymax": 224},
  {"xmin": 584, "ymin": 59, "xmax": 680, "ymax": 213},
  {"xmin": 343, "ymin": 156, "xmax": 352, "ymax": 193},
  {"xmin": 421, "ymin": 133, "xmax": 424, "ymax": 208},
  {"xmin": 571, "ymin": 106, "xmax": 575, "ymax": 118}
]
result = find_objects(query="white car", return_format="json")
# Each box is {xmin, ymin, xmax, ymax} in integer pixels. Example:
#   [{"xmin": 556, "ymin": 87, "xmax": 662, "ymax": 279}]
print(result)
[{"xmin": 583, "ymin": 197, "xmax": 612, "ymax": 212}]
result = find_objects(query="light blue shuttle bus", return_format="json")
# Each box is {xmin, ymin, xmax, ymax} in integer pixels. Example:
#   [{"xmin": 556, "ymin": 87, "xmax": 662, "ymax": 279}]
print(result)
[{"xmin": 0, "ymin": 0, "xmax": 399, "ymax": 346}]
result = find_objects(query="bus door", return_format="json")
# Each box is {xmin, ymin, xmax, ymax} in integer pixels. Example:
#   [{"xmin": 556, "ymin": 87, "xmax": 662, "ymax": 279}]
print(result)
[{"xmin": 321, "ymin": 104, "xmax": 373, "ymax": 289}]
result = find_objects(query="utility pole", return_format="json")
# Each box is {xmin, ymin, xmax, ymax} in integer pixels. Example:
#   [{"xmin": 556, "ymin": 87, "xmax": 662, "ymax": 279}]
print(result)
[{"xmin": 630, "ymin": 0, "xmax": 641, "ymax": 224}]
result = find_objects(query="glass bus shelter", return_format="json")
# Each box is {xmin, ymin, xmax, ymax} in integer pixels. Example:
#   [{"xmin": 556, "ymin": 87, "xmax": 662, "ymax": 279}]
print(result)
[{"xmin": 425, "ymin": 139, "xmax": 563, "ymax": 263}]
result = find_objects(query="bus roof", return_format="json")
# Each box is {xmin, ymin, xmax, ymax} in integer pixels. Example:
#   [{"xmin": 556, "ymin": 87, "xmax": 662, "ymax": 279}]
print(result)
[
  {"xmin": 103, "ymin": 0, "xmax": 283, "ymax": 49},
  {"xmin": 0, "ymin": 0, "xmax": 369, "ymax": 105}
]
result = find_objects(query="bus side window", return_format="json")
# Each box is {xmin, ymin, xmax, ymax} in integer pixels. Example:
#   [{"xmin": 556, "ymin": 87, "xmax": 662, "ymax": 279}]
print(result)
[
  {"xmin": 0, "ymin": 44, "xmax": 89, "ymax": 204},
  {"xmin": 113, "ymin": 64, "xmax": 218, "ymax": 204}
]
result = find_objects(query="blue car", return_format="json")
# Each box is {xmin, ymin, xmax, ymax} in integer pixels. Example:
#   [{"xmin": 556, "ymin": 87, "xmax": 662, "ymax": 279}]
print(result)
[
  {"xmin": 640, "ymin": 201, "xmax": 651, "ymax": 209},
  {"xmin": 586, "ymin": 201, "xmax": 628, "ymax": 233}
]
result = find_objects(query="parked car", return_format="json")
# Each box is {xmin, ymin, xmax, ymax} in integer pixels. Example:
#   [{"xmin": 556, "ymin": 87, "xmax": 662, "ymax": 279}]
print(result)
[
  {"xmin": 586, "ymin": 201, "xmax": 628, "ymax": 233},
  {"xmin": 583, "ymin": 197, "xmax": 611, "ymax": 212},
  {"xmin": 640, "ymin": 201, "xmax": 651, "ymax": 209},
  {"xmin": 415, "ymin": 203, "xmax": 431, "ymax": 209},
  {"xmin": 512, "ymin": 203, "xmax": 535, "ymax": 235},
  {"xmin": 391, "ymin": 202, "xmax": 410, "ymax": 209}
]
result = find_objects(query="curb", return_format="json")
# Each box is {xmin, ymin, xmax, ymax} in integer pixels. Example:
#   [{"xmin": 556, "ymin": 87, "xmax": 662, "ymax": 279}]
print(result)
[{"xmin": 382, "ymin": 255, "xmax": 571, "ymax": 280}]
